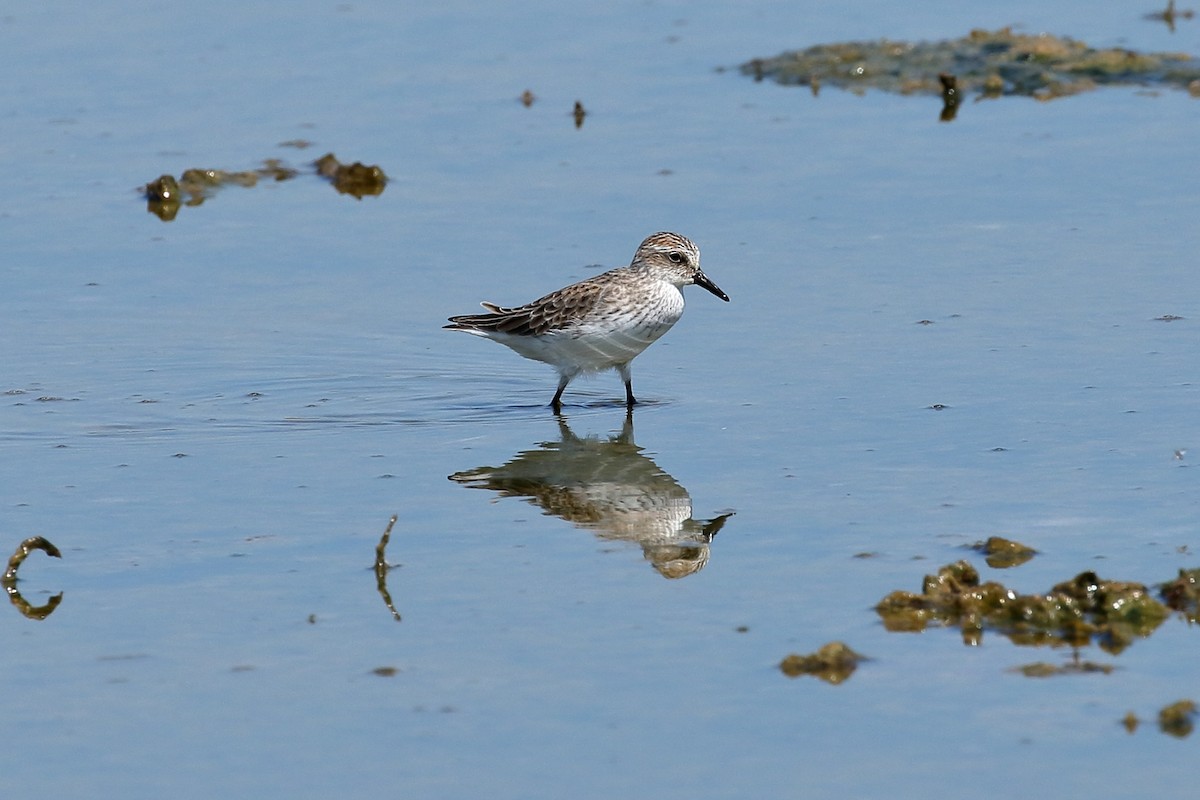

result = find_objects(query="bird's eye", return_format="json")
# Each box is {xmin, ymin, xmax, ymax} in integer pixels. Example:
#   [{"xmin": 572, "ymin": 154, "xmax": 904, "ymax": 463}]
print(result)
[{"xmin": 667, "ymin": 251, "xmax": 686, "ymax": 265}]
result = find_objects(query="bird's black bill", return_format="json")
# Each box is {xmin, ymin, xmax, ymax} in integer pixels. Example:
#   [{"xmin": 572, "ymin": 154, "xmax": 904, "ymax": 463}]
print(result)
[{"xmin": 694, "ymin": 272, "xmax": 730, "ymax": 302}]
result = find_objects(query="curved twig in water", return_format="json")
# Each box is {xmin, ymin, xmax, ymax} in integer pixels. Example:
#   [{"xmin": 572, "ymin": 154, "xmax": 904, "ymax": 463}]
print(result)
[
  {"xmin": 2, "ymin": 536, "xmax": 63, "ymax": 621},
  {"xmin": 375, "ymin": 515, "xmax": 401, "ymax": 621}
]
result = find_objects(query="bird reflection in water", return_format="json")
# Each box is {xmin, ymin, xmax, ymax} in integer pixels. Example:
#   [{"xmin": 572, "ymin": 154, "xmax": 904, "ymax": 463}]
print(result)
[{"xmin": 450, "ymin": 412, "xmax": 732, "ymax": 579}]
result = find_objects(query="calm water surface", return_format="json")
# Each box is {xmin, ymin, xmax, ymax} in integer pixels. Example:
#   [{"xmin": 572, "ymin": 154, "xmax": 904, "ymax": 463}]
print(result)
[{"xmin": 3, "ymin": 1, "xmax": 1199, "ymax": 798}]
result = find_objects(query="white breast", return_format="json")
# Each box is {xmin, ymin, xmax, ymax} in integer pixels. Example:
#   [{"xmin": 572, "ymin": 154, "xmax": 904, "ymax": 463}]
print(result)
[{"xmin": 475, "ymin": 280, "xmax": 686, "ymax": 376}]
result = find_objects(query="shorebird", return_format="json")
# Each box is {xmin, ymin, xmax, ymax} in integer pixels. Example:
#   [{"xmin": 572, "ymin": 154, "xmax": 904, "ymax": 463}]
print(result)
[{"xmin": 445, "ymin": 232, "xmax": 729, "ymax": 411}]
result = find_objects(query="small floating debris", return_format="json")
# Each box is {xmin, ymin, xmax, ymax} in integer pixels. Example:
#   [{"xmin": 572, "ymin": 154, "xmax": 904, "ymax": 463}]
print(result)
[
  {"xmin": 1145, "ymin": 1, "xmax": 1196, "ymax": 33},
  {"xmin": 1011, "ymin": 659, "xmax": 1114, "ymax": 677},
  {"xmin": 938, "ymin": 72, "xmax": 961, "ymax": 121},
  {"xmin": 779, "ymin": 641, "xmax": 867, "ymax": 684},
  {"xmin": 740, "ymin": 28, "xmax": 1200, "ymax": 103}
]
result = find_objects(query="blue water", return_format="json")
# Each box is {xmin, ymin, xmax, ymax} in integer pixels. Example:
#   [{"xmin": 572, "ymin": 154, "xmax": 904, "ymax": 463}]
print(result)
[{"xmin": 3, "ymin": 2, "xmax": 1199, "ymax": 798}]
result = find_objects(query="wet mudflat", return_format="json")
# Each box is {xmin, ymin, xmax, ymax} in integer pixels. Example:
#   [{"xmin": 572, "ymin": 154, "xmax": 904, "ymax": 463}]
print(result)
[{"xmin": 2, "ymin": 2, "xmax": 1199, "ymax": 798}]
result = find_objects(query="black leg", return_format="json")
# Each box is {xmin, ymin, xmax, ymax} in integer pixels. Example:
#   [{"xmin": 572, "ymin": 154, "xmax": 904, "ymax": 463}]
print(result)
[
  {"xmin": 551, "ymin": 376, "xmax": 569, "ymax": 413},
  {"xmin": 616, "ymin": 364, "xmax": 637, "ymax": 408}
]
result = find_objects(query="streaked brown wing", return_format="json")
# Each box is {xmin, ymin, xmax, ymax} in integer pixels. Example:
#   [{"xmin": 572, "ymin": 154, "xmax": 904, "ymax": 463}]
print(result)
[{"xmin": 446, "ymin": 278, "xmax": 609, "ymax": 337}]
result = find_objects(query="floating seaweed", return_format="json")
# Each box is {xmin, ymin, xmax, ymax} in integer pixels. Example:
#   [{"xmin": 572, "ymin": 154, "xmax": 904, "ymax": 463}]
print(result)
[
  {"xmin": 876, "ymin": 560, "xmax": 1171, "ymax": 654},
  {"xmin": 1011, "ymin": 657, "xmax": 1114, "ymax": 677},
  {"xmin": 313, "ymin": 152, "xmax": 388, "ymax": 199},
  {"xmin": 779, "ymin": 641, "xmax": 868, "ymax": 684},
  {"xmin": 740, "ymin": 28, "xmax": 1200, "ymax": 104},
  {"xmin": 141, "ymin": 153, "xmax": 384, "ymax": 221},
  {"xmin": 1121, "ymin": 699, "xmax": 1198, "ymax": 737},
  {"xmin": 1158, "ymin": 699, "xmax": 1197, "ymax": 738},
  {"xmin": 1159, "ymin": 567, "xmax": 1200, "ymax": 622},
  {"xmin": 971, "ymin": 535, "xmax": 1038, "ymax": 569}
]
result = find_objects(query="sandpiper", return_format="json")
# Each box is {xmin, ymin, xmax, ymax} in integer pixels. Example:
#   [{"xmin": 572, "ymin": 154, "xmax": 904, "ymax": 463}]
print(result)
[{"xmin": 445, "ymin": 232, "xmax": 729, "ymax": 411}]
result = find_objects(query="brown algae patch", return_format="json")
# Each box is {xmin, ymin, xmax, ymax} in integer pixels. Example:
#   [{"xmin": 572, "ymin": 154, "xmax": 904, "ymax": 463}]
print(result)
[
  {"xmin": 972, "ymin": 536, "xmax": 1037, "ymax": 569},
  {"xmin": 1121, "ymin": 699, "xmax": 1199, "ymax": 738},
  {"xmin": 1159, "ymin": 567, "xmax": 1200, "ymax": 621},
  {"xmin": 313, "ymin": 153, "xmax": 388, "ymax": 199},
  {"xmin": 876, "ymin": 560, "xmax": 1171, "ymax": 653},
  {"xmin": 1157, "ymin": 699, "xmax": 1198, "ymax": 738},
  {"xmin": 143, "ymin": 160, "xmax": 299, "ymax": 220},
  {"xmin": 740, "ymin": 28, "xmax": 1200, "ymax": 101},
  {"xmin": 779, "ymin": 641, "xmax": 867, "ymax": 684},
  {"xmin": 142, "ymin": 152, "xmax": 385, "ymax": 221},
  {"xmin": 1011, "ymin": 658, "xmax": 1114, "ymax": 677}
]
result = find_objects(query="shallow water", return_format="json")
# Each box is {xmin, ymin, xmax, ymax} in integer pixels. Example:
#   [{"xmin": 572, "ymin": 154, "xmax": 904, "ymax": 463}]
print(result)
[{"xmin": 3, "ymin": 2, "xmax": 1200, "ymax": 798}]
